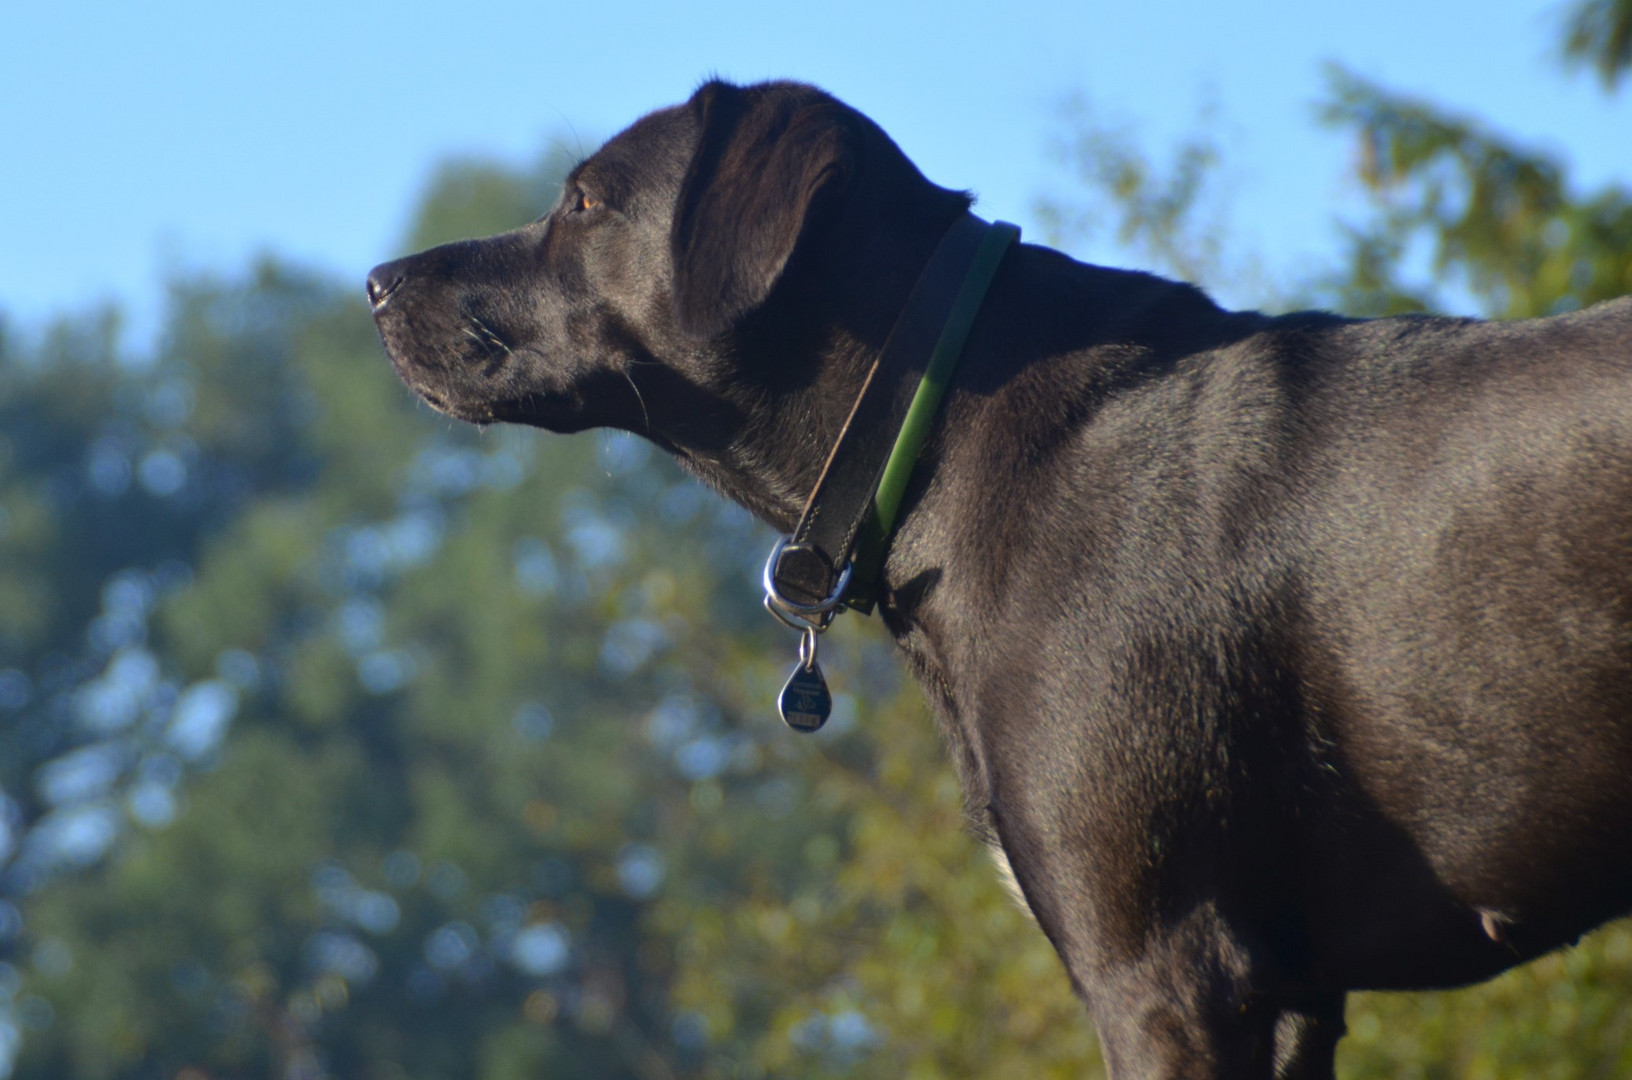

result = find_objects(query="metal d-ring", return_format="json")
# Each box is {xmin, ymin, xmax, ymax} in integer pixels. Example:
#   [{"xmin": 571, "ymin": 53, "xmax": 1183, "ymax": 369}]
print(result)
[
  {"xmin": 763, "ymin": 595, "xmax": 824, "ymax": 634},
  {"xmin": 761, "ymin": 534, "xmax": 853, "ymax": 633}
]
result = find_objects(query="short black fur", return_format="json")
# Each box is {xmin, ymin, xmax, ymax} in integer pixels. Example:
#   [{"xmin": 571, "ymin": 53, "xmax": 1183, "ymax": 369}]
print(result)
[{"xmin": 370, "ymin": 79, "xmax": 1632, "ymax": 1080}]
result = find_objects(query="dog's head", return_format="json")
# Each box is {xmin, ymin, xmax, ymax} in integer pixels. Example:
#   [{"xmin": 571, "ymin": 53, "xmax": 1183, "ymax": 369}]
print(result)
[{"xmin": 369, "ymin": 79, "xmax": 971, "ymax": 520}]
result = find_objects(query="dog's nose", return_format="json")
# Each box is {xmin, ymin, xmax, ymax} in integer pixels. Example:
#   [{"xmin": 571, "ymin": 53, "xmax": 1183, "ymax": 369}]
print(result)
[{"xmin": 366, "ymin": 261, "xmax": 407, "ymax": 310}]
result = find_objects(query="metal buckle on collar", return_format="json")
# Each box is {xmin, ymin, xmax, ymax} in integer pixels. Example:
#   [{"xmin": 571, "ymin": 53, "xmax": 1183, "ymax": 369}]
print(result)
[
  {"xmin": 762, "ymin": 534, "xmax": 845, "ymax": 732},
  {"xmin": 761, "ymin": 534, "xmax": 853, "ymax": 632}
]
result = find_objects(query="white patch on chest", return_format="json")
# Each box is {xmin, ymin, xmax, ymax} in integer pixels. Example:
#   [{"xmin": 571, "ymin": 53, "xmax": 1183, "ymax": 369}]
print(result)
[{"xmin": 987, "ymin": 841, "xmax": 1037, "ymax": 921}]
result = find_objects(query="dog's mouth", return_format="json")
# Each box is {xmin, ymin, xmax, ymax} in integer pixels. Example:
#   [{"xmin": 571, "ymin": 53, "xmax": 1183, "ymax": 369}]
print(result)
[
  {"xmin": 388, "ymin": 354, "xmax": 601, "ymax": 434},
  {"xmin": 406, "ymin": 383, "xmax": 494, "ymax": 424},
  {"xmin": 390, "ymin": 362, "xmax": 554, "ymax": 427},
  {"xmin": 369, "ymin": 272, "xmax": 681, "ymax": 441},
  {"xmin": 373, "ymin": 303, "xmax": 525, "ymax": 422}
]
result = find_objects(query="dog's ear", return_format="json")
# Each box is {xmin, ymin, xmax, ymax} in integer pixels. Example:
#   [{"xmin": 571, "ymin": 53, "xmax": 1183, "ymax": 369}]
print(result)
[{"xmin": 671, "ymin": 81, "xmax": 855, "ymax": 338}]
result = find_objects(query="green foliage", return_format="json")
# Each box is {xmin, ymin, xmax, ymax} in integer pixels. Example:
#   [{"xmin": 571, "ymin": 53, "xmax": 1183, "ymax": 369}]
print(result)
[
  {"xmin": 1318, "ymin": 65, "xmax": 1632, "ymax": 318},
  {"xmin": 656, "ymin": 670, "xmax": 1103, "ymax": 1080},
  {"xmin": 1340, "ymin": 924, "xmax": 1632, "ymax": 1079},
  {"xmin": 1564, "ymin": 0, "xmax": 1632, "ymax": 87}
]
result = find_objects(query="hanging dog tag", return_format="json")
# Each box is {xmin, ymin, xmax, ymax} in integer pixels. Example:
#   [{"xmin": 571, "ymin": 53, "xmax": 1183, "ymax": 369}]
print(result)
[
  {"xmin": 779, "ymin": 661, "xmax": 831, "ymax": 733},
  {"xmin": 778, "ymin": 628, "xmax": 832, "ymax": 733}
]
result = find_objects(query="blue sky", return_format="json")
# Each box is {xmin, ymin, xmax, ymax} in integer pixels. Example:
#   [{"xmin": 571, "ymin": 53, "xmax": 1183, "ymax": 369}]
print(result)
[{"xmin": 1, "ymin": 0, "xmax": 1624, "ymax": 351}]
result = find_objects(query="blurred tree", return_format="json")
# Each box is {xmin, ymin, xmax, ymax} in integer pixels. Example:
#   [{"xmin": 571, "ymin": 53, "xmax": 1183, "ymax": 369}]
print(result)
[
  {"xmin": 1316, "ymin": 65, "xmax": 1632, "ymax": 319},
  {"xmin": 1564, "ymin": 0, "xmax": 1632, "ymax": 87},
  {"xmin": 0, "ymin": 144, "xmax": 736, "ymax": 1079}
]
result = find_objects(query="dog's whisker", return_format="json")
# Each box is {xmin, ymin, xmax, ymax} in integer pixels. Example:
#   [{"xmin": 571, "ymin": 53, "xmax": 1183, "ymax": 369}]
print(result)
[
  {"xmin": 470, "ymin": 315, "xmax": 514, "ymax": 356},
  {"xmin": 621, "ymin": 367, "xmax": 651, "ymax": 433}
]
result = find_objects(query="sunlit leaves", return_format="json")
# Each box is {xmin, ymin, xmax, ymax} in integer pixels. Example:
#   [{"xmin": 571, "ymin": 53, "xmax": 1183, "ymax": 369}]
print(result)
[
  {"xmin": 1563, "ymin": 0, "xmax": 1632, "ymax": 87},
  {"xmin": 1320, "ymin": 65, "xmax": 1632, "ymax": 318}
]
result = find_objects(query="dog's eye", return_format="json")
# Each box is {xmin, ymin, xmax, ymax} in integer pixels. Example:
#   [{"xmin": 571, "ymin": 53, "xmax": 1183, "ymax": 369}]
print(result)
[{"xmin": 569, "ymin": 189, "xmax": 599, "ymax": 215}]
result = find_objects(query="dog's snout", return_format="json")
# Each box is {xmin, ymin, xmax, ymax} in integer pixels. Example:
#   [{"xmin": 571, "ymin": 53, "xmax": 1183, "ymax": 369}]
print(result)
[{"xmin": 366, "ymin": 261, "xmax": 408, "ymax": 310}]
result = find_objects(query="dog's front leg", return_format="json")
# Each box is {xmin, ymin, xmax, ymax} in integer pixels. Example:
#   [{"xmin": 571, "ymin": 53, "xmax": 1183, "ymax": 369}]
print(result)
[
  {"xmin": 1081, "ymin": 984, "xmax": 1345, "ymax": 1080},
  {"xmin": 1080, "ymin": 911, "xmax": 1280, "ymax": 1080},
  {"xmin": 992, "ymin": 806, "xmax": 1280, "ymax": 1079}
]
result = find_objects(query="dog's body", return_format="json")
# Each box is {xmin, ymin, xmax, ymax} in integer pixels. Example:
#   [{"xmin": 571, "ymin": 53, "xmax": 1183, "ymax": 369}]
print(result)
[{"xmin": 370, "ymin": 80, "xmax": 1632, "ymax": 1078}]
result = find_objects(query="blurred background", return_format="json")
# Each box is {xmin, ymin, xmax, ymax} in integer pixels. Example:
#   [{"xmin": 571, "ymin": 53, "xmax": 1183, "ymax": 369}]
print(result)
[{"xmin": 1, "ymin": 1, "xmax": 1629, "ymax": 1077}]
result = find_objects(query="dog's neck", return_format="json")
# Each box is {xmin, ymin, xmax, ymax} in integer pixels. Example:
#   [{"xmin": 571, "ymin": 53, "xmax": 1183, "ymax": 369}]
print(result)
[
  {"xmin": 654, "ymin": 231, "xmax": 1244, "ymax": 794},
  {"xmin": 664, "ymin": 198, "xmax": 978, "ymax": 531},
  {"xmin": 665, "ymin": 220, "xmax": 1239, "ymax": 639}
]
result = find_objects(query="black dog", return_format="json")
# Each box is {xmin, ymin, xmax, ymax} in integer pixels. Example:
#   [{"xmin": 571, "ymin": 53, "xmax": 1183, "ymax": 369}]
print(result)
[{"xmin": 369, "ymin": 79, "xmax": 1632, "ymax": 1079}]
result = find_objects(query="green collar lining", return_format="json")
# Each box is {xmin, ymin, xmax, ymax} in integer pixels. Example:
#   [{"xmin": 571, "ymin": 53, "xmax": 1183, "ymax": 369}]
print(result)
[{"xmin": 845, "ymin": 220, "xmax": 1020, "ymax": 608}]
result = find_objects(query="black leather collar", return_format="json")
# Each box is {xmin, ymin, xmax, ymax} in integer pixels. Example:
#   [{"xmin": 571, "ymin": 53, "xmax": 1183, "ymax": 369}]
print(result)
[{"xmin": 764, "ymin": 212, "xmax": 1019, "ymax": 626}]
